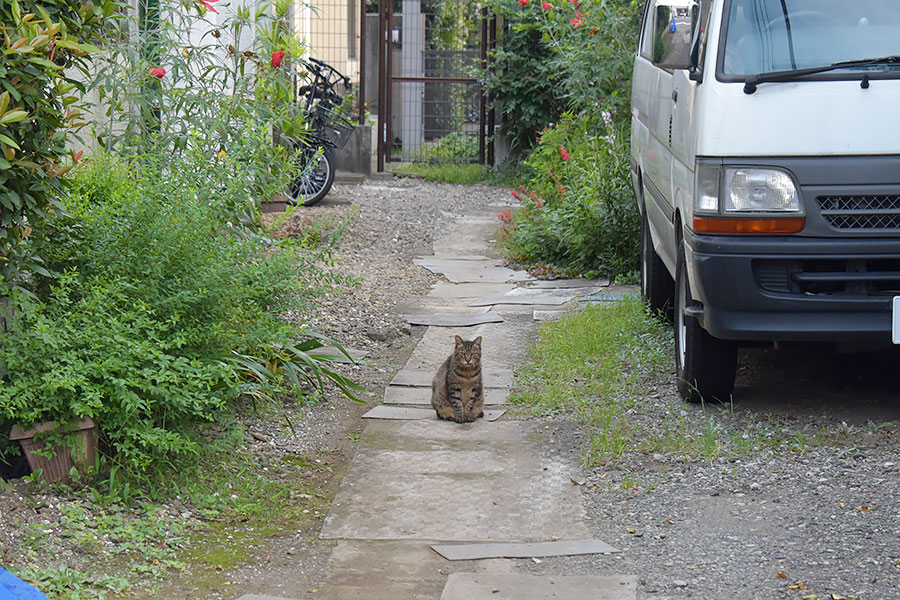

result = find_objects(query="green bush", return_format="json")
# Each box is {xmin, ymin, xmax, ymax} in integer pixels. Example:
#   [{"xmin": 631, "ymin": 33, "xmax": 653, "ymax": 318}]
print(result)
[
  {"xmin": 498, "ymin": 112, "xmax": 638, "ymax": 278},
  {"xmin": 481, "ymin": 0, "xmax": 640, "ymax": 152},
  {"xmin": 488, "ymin": 0, "xmax": 642, "ymax": 277},
  {"xmin": 0, "ymin": 0, "xmax": 115, "ymax": 289},
  {"xmin": 0, "ymin": 157, "xmax": 347, "ymax": 476}
]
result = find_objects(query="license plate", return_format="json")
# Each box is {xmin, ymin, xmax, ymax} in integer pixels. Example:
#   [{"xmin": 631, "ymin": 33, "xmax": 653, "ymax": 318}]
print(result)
[{"xmin": 893, "ymin": 297, "xmax": 900, "ymax": 344}]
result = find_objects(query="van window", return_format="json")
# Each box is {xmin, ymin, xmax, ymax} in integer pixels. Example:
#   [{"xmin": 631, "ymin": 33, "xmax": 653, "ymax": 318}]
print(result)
[
  {"xmin": 639, "ymin": 1, "xmax": 656, "ymax": 60},
  {"xmin": 722, "ymin": 0, "xmax": 900, "ymax": 76}
]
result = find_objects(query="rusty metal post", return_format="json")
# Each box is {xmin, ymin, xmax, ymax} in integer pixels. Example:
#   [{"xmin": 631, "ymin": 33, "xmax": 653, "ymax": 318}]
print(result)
[
  {"xmin": 377, "ymin": 0, "xmax": 387, "ymax": 171},
  {"xmin": 478, "ymin": 6, "xmax": 488, "ymax": 165},
  {"xmin": 358, "ymin": 0, "xmax": 366, "ymax": 125},
  {"xmin": 384, "ymin": 2, "xmax": 394, "ymax": 164},
  {"xmin": 487, "ymin": 13, "xmax": 497, "ymax": 166}
]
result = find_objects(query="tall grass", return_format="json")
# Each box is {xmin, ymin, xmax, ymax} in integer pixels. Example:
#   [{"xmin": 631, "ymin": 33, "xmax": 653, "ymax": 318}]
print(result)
[{"xmin": 510, "ymin": 298, "xmax": 670, "ymax": 464}]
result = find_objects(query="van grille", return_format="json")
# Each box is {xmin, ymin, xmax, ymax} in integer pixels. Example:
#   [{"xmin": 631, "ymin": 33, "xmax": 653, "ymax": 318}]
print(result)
[
  {"xmin": 754, "ymin": 258, "xmax": 900, "ymax": 297},
  {"xmin": 817, "ymin": 195, "xmax": 900, "ymax": 230}
]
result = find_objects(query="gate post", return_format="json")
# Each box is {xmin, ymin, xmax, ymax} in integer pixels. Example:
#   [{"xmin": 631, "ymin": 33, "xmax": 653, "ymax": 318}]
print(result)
[{"xmin": 376, "ymin": 0, "xmax": 387, "ymax": 171}]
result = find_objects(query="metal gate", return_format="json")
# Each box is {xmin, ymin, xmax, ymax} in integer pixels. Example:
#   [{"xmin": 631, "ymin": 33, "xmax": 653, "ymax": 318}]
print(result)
[{"xmin": 375, "ymin": 0, "xmax": 495, "ymax": 170}]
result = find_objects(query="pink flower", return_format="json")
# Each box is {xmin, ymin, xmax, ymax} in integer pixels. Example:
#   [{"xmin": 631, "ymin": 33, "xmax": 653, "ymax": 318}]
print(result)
[
  {"xmin": 558, "ymin": 146, "xmax": 570, "ymax": 161},
  {"xmin": 519, "ymin": 0, "xmax": 529, "ymax": 6},
  {"xmin": 542, "ymin": 1, "xmax": 551, "ymax": 8},
  {"xmin": 570, "ymin": 12, "xmax": 585, "ymax": 28},
  {"xmin": 271, "ymin": 51, "xmax": 285, "ymax": 67},
  {"xmin": 149, "ymin": 67, "xmax": 166, "ymax": 79},
  {"xmin": 198, "ymin": 0, "xmax": 219, "ymax": 13}
]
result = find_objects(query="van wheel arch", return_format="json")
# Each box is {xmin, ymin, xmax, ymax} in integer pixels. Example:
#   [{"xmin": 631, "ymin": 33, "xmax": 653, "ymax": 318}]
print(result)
[{"xmin": 673, "ymin": 224, "xmax": 737, "ymax": 403}]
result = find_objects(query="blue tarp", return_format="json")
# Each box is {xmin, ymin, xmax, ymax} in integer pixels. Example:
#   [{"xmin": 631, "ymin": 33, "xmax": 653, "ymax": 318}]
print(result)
[{"xmin": 0, "ymin": 569, "xmax": 49, "ymax": 600}]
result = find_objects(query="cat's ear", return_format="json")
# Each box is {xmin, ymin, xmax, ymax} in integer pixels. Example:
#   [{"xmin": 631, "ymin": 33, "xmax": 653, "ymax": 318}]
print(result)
[
  {"xmin": 473, "ymin": 336, "xmax": 482, "ymax": 345},
  {"xmin": 454, "ymin": 335, "xmax": 464, "ymax": 346}
]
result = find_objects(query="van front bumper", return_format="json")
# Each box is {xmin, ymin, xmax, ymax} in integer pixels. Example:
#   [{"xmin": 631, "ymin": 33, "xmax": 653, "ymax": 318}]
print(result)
[{"xmin": 686, "ymin": 232, "xmax": 900, "ymax": 342}]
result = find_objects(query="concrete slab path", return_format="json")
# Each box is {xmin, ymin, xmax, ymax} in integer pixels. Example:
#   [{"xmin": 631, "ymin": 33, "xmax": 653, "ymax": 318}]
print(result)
[{"xmin": 240, "ymin": 204, "xmax": 634, "ymax": 600}]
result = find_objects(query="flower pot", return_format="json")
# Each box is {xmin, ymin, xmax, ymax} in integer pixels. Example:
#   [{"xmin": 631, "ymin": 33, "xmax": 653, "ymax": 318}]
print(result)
[
  {"xmin": 261, "ymin": 194, "xmax": 289, "ymax": 214},
  {"xmin": 9, "ymin": 418, "xmax": 97, "ymax": 483}
]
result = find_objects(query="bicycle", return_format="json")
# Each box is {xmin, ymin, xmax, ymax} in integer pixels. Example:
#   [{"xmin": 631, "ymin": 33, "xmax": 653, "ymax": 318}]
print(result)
[{"xmin": 284, "ymin": 57, "xmax": 355, "ymax": 207}]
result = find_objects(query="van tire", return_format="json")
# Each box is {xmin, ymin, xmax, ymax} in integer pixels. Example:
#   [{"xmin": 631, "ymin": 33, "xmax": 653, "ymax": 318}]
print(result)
[
  {"xmin": 675, "ymin": 243, "xmax": 737, "ymax": 403},
  {"xmin": 641, "ymin": 210, "xmax": 674, "ymax": 321}
]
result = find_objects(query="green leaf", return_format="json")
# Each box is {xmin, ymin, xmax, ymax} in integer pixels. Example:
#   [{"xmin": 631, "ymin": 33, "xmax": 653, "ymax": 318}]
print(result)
[
  {"xmin": 26, "ymin": 57, "xmax": 62, "ymax": 70},
  {"xmin": 0, "ymin": 134, "xmax": 20, "ymax": 149},
  {"xmin": 0, "ymin": 110, "xmax": 28, "ymax": 125}
]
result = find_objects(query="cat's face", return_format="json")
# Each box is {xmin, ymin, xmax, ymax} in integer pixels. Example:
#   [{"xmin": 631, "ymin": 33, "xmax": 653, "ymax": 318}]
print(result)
[{"xmin": 454, "ymin": 335, "xmax": 482, "ymax": 367}]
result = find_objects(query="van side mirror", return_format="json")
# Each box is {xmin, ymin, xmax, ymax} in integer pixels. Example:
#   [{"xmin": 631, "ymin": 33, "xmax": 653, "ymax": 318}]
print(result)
[{"xmin": 652, "ymin": 1, "xmax": 699, "ymax": 71}]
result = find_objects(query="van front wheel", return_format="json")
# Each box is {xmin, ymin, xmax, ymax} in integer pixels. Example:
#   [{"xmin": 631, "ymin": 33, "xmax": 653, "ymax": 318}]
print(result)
[
  {"xmin": 641, "ymin": 210, "xmax": 674, "ymax": 321},
  {"xmin": 674, "ymin": 245, "xmax": 737, "ymax": 403}
]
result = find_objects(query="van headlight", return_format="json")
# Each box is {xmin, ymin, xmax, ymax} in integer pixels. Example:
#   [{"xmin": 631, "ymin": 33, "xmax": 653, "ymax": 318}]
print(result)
[
  {"xmin": 693, "ymin": 164, "xmax": 804, "ymax": 234},
  {"xmin": 724, "ymin": 168, "xmax": 800, "ymax": 213}
]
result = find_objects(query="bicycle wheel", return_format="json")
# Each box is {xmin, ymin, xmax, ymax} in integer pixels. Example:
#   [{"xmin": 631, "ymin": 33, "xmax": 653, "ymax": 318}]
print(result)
[{"xmin": 286, "ymin": 145, "xmax": 335, "ymax": 207}]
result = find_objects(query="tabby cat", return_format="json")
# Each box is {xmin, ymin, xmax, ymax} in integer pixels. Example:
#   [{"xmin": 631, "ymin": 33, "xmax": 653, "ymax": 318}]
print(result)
[{"xmin": 431, "ymin": 335, "xmax": 484, "ymax": 423}]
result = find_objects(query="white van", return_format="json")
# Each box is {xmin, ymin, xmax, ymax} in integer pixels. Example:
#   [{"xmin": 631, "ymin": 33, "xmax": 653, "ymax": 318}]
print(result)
[{"xmin": 630, "ymin": 0, "xmax": 900, "ymax": 401}]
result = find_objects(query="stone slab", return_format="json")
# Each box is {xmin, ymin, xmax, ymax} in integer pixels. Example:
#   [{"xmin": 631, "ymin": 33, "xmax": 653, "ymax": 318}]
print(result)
[
  {"xmin": 469, "ymin": 295, "xmax": 574, "ymax": 307},
  {"xmin": 427, "ymin": 282, "xmax": 518, "ymax": 299},
  {"xmin": 397, "ymin": 299, "xmax": 493, "ymax": 314},
  {"xmin": 580, "ymin": 285, "xmax": 640, "ymax": 304},
  {"xmin": 390, "ymin": 368, "xmax": 513, "ymax": 389},
  {"xmin": 441, "ymin": 574, "xmax": 638, "ymax": 600},
  {"xmin": 321, "ymin": 420, "xmax": 588, "ymax": 541},
  {"xmin": 431, "ymin": 539, "xmax": 619, "ymax": 561},
  {"xmin": 316, "ymin": 540, "xmax": 511, "ymax": 600},
  {"xmin": 581, "ymin": 290, "xmax": 637, "ymax": 303},
  {"xmin": 432, "ymin": 218, "xmax": 500, "ymax": 258},
  {"xmin": 401, "ymin": 313, "xmax": 504, "ymax": 327},
  {"xmin": 533, "ymin": 310, "xmax": 565, "ymax": 322},
  {"xmin": 362, "ymin": 406, "xmax": 506, "ymax": 421},
  {"xmin": 414, "ymin": 258, "xmax": 532, "ymax": 284},
  {"xmin": 383, "ymin": 386, "xmax": 508, "ymax": 406},
  {"xmin": 529, "ymin": 278, "xmax": 610, "ymax": 289},
  {"xmin": 401, "ymin": 316, "xmax": 537, "ymax": 372}
]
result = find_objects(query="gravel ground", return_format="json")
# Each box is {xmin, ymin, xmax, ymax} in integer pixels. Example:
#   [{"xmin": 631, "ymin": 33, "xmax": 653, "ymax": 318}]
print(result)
[
  {"xmin": 516, "ymin": 345, "xmax": 900, "ymax": 600},
  {"xmin": 4, "ymin": 176, "xmax": 899, "ymax": 600},
  {"xmin": 261, "ymin": 177, "xmax": 900, "ymax": 600},
  {"xmin": 0, "ymin": 176, "xmax": 513, "ymax": 599}
]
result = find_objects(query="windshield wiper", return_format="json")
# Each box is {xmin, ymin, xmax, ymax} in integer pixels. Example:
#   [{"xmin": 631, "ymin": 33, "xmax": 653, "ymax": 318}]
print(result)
[{"xmin": 743, "ymin": 55, "xmax": 900, "ymax": 94}]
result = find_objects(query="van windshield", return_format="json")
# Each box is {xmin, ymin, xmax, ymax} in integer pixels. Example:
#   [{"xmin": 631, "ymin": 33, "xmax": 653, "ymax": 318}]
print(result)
[{"xmin": 722, "ymin": 0, "xmax": 900, "ymax": 76}]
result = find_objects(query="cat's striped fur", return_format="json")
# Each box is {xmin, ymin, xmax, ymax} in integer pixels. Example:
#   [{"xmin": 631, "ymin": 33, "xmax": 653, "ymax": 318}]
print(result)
[{"xmin": 431, "ymin": 335, "xmax": 484, "ymax": 423}]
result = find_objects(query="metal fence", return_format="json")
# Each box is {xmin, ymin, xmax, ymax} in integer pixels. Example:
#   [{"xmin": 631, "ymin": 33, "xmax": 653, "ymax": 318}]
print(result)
[
  {"xmin": 376, "ymin": 0, "xmax": 495, "ymax": 168},
  {"xmin": 293, "ymin": 0, "xmax": 367, "ymax": 124}
]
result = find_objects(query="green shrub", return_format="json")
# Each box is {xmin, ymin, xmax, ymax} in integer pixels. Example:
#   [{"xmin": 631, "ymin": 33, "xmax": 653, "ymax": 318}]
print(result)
[
  {"xmin": 0, "ymin": 0, "xmax": 115, "ymax": 289},
  {"xmin": 481, "ymin": 0, "xmax": 640, "ymax": 152},
  {"xmin": 480, "ymin": 0, "xmax": 567, "ymax": 153},
  {"xmin": 0, "ymin": 157, "xmax": 348, "ymax": 477},
  {"xmin": 425, "ymin": 132, "xmax": 479, "ymax": 161},
  {"xmin": 487, "ymin": 0, "xmax": 642, "ymax": 277},
  {"xmin": 498, "ymin": 112, "xmax": 638, "ymax": 278}
]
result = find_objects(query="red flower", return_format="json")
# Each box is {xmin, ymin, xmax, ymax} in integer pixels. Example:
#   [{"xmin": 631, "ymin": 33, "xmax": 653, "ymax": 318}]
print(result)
[
  {"xmin": 519, "ymin": 0, "xmax": 529, "ymax": 6},
  {"xmin": 590, "ymin": 28, "xmax": 598, "ymax": 36},
  {"xmin": 570, "ymin": 12, "xmax": 585, "ymax": 28},
  {"xmin": 542, "ymin": 1, "xmax": 551, "ymax": 8},
  {"xmin": 149, "ymin": 67, "xmax": 166, "ymax": 79},
  {"xmin": 198, "ymin": 0, "xmax": 219, "ymax": 13},
  {"xmin": 271, "ymin": 51, "xmax": 285, "ymax": 68},
  {"xmin": 558, "ymin": 146, "xmax": 570, "ymax": 161}
]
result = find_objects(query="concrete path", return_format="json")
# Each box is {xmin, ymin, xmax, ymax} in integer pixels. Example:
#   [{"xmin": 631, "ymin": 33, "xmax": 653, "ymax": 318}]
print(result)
[{"xmin": 239, "ymin": 203, "xmax": 634, "ymax": 600}]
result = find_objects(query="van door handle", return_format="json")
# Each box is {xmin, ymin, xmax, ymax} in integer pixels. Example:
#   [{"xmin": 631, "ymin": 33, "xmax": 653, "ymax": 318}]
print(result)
[{"xmin": 672, "ymin": 89, "xmax": 678, "ymax": 102}]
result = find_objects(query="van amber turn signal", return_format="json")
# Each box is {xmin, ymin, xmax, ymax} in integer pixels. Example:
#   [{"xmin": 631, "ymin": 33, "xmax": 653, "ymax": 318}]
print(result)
[{"xmin": 693, "ymin": 217, "xmax": 806, "ymax": 234}]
